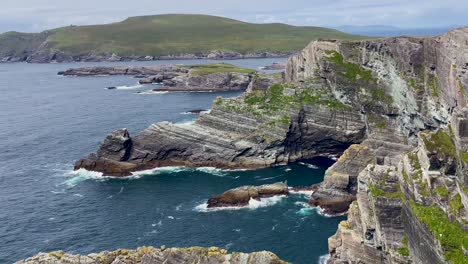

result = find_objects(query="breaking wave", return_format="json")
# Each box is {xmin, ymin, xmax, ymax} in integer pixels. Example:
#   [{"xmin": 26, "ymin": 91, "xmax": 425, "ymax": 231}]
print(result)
[
  {"xmin": 113, "ymin": 84, "xmax": 143, "ymax": 90},
  {"xmin": 194, "ymin": 195, "xmax": 286, "ymax": 212},
  {"xmin": 298, "ymin": 162, "xmax": 319, "ymax": 169},
  {"xmin": 318, "ymin": 254, "xmax": 330, "ymax": 264}
]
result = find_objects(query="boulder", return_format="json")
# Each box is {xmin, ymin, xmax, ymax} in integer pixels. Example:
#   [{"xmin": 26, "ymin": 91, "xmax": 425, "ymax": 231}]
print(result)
[{"xmin": 207, "ymin": 182, "xmax": 289, "ymax": 208}]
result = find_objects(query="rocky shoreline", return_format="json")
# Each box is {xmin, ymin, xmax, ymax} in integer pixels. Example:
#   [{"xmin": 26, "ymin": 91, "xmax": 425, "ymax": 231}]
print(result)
[
  {"xmin": 16, "ymin": 246, "xmax": 288, "ymax": 264},
  {"xmin": 2, "ymin": 51, "xmax": 291, "ymax": 64},
  {"xmin": 58, "ymin": 64, "xmax": 284, "ymax": 92}
]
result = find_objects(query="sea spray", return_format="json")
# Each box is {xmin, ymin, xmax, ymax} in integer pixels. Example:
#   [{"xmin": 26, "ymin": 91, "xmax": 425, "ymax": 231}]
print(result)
[{"xmin": 195, "ymin": 195, "xmax": 286, "ymax": 212}]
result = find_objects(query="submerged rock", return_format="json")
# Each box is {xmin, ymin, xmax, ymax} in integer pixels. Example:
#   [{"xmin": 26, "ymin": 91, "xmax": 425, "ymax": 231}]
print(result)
[
  {"xmin": 207, "ymin": 182, "xmax": 289, "ymax": 208},
  {"xmin": 16, "ymin": 246, "xmax": 288, "ymax": 264}
]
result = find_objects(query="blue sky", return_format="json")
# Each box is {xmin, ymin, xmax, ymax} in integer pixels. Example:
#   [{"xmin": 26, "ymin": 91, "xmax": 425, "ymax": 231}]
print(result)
[{"xmin": 1, "ymin": 0, "xmax": 467, "ymax": 32}]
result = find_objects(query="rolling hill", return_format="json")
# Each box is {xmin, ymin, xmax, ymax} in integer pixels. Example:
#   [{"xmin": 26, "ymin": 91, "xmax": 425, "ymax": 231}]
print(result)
[{"xmin": 0, "ymin": 14, "xmax": 365, "ymax": 62}]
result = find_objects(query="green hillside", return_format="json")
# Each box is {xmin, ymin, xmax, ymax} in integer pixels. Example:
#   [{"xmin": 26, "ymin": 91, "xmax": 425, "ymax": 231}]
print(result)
[
  {"xmin": 0, "ymin": 14, "xmax": 365, "ymax": 58},
  {"xmin": 47, "ymin": 14, "xmax": 363, "ymax": 55}
]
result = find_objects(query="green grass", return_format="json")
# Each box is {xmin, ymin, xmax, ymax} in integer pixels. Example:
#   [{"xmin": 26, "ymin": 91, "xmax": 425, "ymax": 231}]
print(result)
[
  {"xmin": 369, "ymin": 184, "xmax": 403, "ymax": 199},
  {"xmin": 397, "ymin": 235, "xmax": 410, "ymax": 257},
  {"xmin": 449, "ymin": 194, "xmax": 463, "ymax": 217},
  {"xmin": 409, "ymin": 201, "xmax": 468, "ymax": 264},
  {"xmin": 434, "ymin": 186, "xmax": 450, "ymax": 198},
  {"xmin": 421, "ymin": 130, "xmax": 457, "ymax": 158},
  {"xmin": 461, "ymin": 151, "xmax": 468, "ymax": 163},
  {"xmin": 186, "ymin": 63, "xmax": 256, "ymax": 76},
  {"xmin": 324, "ymin": 50, "xmax": 374, "ymax": 82},
  {"xmin": 0, "ymin": 14, "xmax": 364, "ymax": 57}
]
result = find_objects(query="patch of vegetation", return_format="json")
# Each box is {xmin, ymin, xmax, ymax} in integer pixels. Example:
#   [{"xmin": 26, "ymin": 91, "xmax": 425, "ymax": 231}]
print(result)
[
  {"xmin": 434, "ymin": 186, "xmax": 450, "ymax": 198},
  {"xmin": 368, "ymin": 114, "xmax": 388, "ymax": 129},
  {"xmin": 449, "ymin": 194, "xmax": 463, "ymax": 217},
  {"xmin": 457, "ymin": 77, "xmax": 465, "ymax": 97},
  {"xmin": 428, "ymin": 75, "xmax": 439, "ymax": 98},
  {"xmin": 29, "ymin": 14, "xmax": 367, "ymax": 56},
  {"xmin": 421, "ymin": 130, "xmax": 457, "ymax": 158},
  {"xmin": 409, "ymin": 201, "xmax": 468, "ymax": 264},
  {"xmin": 407, "ymin": 152, "xmax": 429, "ymax": 196},
  {"xmin": 368, "ymin": 168, "xmax": 403, "ymax": 199},
  {"xmin": 188, "ymin": 63, "xmax": 256, "ymax": 76},
  {"xmin": 324, "ymin": 50, "xmax": 375, "ymax": 82},
  {"xmin": 401, "ymin": 168, "xmax": 411, "ymax": 184},
  {"xmin": 460, "ymin": 150, "xmax": 468, "ymax": 163},
  {"xmin": 397, "ymin": 235, "xmax": 410, "ymax": 257},
  {"xmin": 371, "ymin": 88, "xmax": 393, "ymax": 104},
  {"xmin": 369, "ymin": 184, "xmax": 403, "ymax": 199}
]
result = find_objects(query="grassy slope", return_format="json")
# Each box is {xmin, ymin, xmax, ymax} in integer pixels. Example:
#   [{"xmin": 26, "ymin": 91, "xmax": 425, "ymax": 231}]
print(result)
[{"xmin": 43, "ymin": 14, "xmax": 364, "ymax": 56}]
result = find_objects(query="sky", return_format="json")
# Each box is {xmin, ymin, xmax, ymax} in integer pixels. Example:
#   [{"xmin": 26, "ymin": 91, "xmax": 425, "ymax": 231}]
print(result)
[{"xmin": 1, "ymin": 0, "xmax": 467, "ymax": 33}]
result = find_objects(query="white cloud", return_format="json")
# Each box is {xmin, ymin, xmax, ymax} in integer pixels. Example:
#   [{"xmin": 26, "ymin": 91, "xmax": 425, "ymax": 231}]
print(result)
[{"xmin": 0, "ymin": 0, "xmax": 466, "ymax": 32}]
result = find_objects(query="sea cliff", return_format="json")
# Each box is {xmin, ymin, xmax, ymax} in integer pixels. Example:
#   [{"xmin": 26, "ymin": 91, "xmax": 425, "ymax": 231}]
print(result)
[{"xmin": 74, "ymin": 27, "xmax": 468, "ymax": 263}]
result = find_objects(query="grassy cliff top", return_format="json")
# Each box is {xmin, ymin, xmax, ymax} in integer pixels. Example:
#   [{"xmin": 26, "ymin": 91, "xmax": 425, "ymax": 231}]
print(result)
[{"xmin": 0, "ymin": 14, "xmax": 365, "ymax": 57}]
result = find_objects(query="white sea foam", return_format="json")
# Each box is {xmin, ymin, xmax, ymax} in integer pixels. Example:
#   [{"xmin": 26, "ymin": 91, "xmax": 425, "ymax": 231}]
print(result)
[
  {"xmin": 64, "ymin": 168, "xmax": 142, "ymax": 187},
  {"xmin": 65, "ymin": 165, "xmax": 238, "ymax": 187},
  {"xmin": 289, "ymin": 188, "xmax": 314, "ymax": 197},
  {"xmin": 195, "ymin": 195, "xmax": 286, "ymax": 212},
  {"xmin": 196, "ymin": 167, "xmax": 227, "ymax": 177},
  {"xmin": 137, "ymin": 90, "xmax": 169, "ymax": 95},
  {"xmin": 114, "ymin": 84, "xmax": 143, "ymax": 90},
  {"xmin": 318, "ymin": 254, "xmax": 330, "ymax": 264},
  {"xmin": 298, "ymin": 162, "xmax": 319, "ymax": 169}
]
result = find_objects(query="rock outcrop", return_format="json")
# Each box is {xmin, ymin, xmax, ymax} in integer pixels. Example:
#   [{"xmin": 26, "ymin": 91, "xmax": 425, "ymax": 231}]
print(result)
[
  {"xmin": 59, "ymin": 64, "xmax": 255, "ymax": 92},
  {"xmin": 284, "ymin": 28, "xmax": 468, "ymax": 263},
  {"xmin": 207, "ymin": 182, "xmax": 289, "ymax": 208},
  {"xmin": 75, "ymin": 78, "xmax": 366, "ymax": 175},
  {"xmin": 16, "ymin": 246, "xmax": 287, "ymax": 264}
]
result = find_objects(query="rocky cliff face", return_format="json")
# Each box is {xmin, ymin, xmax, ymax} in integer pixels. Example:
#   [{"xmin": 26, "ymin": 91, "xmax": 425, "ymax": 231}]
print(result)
[
  {"xmin": 285, "ymin": 28, "xmax": 468, "ymax": 263},
  {"xmin": 16, "ymin": 246, "xmax": 287, "ymax": 264},
  {"xmin": 75, "ymin": 79, "xmax": 366, "ymax": 175},
  {"xmin": 74, "ymin": 28, "xmax": 468, "ymax": 263}
]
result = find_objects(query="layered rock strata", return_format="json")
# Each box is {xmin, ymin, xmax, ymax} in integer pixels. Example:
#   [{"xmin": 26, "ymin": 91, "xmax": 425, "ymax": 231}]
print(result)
[
  {"xmin": 75, "ymin": 80, "xmax": 366, "ymax": 176},
  {"xmin": 16, "ymin": 246, "xmax": 287, "ymax": 264},
  {"xmin": 74, "ymin": 27, "xmax": 468, "ymax": 263},
  {"xmin": 207, "ymin": 182, "xmax": 289, "ymax": 208},
  {"xmin": 284, "ymin": 28, "xmax": 468, "ymax": 263}
]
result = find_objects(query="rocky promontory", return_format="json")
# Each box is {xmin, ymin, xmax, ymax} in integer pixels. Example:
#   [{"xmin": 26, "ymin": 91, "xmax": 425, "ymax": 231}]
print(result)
[
  {"xmin": 207, "ymin": 182, "xmax": 289, "ymax": 208},
  {"xmin": 16, "ymin": 246, "xmax": 287, "ymax": 264},
  {"xmin": 59, "ymin": 63, "xmax": 257, "ymax": 92}
]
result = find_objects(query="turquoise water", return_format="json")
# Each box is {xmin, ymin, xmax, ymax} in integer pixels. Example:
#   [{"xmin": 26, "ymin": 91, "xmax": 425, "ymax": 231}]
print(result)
[{"xmin": 0, "ymin": 59, "xmax": 343, "ymax": 263}]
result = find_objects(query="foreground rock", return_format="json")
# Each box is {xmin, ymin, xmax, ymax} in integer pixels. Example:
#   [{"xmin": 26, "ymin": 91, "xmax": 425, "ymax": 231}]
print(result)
[
  {"xmin": 59, "ymin": 64, "xmax": 255, "ymax": 92},
  {"xmin": 207, "ymin": 182, "xmax": 288, "ymax": 208},
  {"xmin": 16, "ymin": 246, "xmax": 288, "ymax": 264}
]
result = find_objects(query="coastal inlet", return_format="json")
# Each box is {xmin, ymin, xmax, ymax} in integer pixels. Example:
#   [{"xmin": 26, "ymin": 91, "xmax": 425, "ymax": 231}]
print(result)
[{"xmin": 0, "ymin": 58, "xmax": 342, "ymax": 264}]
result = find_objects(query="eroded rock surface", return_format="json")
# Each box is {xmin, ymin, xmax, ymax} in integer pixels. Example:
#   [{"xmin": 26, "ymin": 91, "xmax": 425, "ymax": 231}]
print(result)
[
  {"xmin": 16, "ymin": 246, "xmax": 288, "ymax": 264},
  {"xmin": 284, "ymin": 28, "xmax": 468, "ymax": 263},
  {"xmin": 207, "ymin": 182, "xmax": 289, "ymax": 208}
]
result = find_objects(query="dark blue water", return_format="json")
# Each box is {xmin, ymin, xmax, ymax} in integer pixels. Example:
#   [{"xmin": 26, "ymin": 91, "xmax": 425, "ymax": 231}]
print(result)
[{"xmin": 0, "ymin": 58, "xmax": 344, "ymax": 264}]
